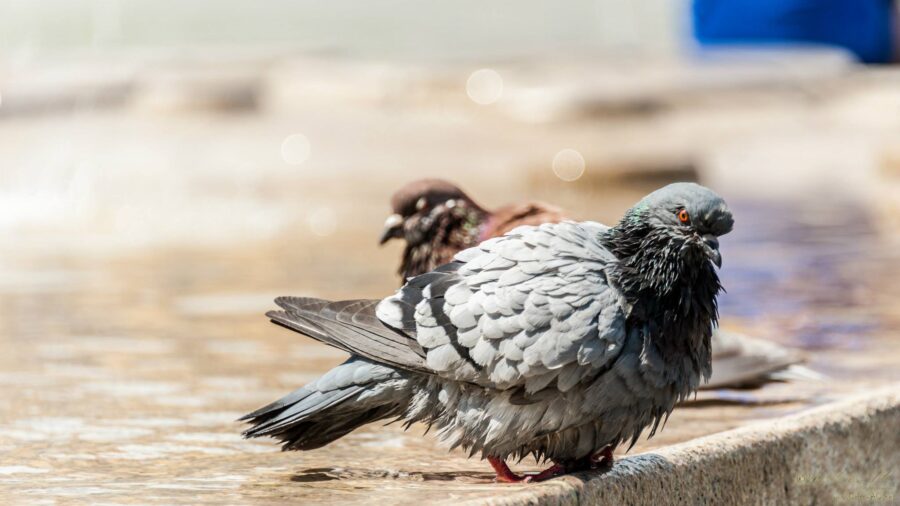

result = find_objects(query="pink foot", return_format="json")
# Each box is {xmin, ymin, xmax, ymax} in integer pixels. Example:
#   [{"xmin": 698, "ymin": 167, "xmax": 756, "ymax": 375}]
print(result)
[
  {"xmin": 489, "ymin": 447, "xmax": 615, "ymax": 484},
  {"xmin": 523, "ymin": 463, "xmax": 567, "ymax": 483},
  {"xmin": 488, "ymin": 457, "xmax": 524, "ymax": 483}
]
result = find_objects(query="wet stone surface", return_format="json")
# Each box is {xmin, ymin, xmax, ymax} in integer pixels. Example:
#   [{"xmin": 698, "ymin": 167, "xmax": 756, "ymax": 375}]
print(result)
[{"xmin": 1, "ymin": 193, "xmax": 899, "ymax": 505}]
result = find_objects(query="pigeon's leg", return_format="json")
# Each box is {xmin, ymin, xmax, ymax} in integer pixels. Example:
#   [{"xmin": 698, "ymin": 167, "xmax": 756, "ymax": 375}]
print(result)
[{"xmin": 488, "ymin": 457, "xmax": 524, "ymax": 483}]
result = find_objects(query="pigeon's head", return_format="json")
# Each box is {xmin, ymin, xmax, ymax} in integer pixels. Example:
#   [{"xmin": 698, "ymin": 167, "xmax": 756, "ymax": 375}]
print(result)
[
  {"xmin": 379, "ymin": 178, "xmax": 485, "ymax": 246},
  {"xmin": 606, "ymin": 183, "xmax": 732, "ymax": 383},
  {"xmin": 622, "ymin": 182, "xmax": 733, "ymax": 268}
]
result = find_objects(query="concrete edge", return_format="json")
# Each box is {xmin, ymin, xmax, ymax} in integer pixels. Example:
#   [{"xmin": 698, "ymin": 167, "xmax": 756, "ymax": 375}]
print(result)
[{"xmin": 462, "ymin": 385, "xmax": 900, "ymax": 506}]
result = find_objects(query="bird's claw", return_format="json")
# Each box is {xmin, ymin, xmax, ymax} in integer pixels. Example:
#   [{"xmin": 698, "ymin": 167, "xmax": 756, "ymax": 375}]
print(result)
[
  {"xmin": 490, "ymin": 447, "xmax": 614, "ymax": 484},
  {"xmin": 522, "ymin": 463, "xmax": 566, "ymax": 482}
]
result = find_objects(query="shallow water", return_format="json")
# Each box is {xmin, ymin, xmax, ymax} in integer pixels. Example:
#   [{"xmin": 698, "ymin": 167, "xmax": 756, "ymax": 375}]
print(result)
[{"xmin": 1, "ymin": 186, "xmax": 898, "ymax": 505}]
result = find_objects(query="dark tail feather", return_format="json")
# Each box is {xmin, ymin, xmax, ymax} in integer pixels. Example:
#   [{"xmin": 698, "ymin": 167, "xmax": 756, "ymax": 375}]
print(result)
[
  {"xmin": 275, "ymin": 404, "xmax": 405, "ymax": 450},
  {"xmin": 265, "ymin": 296, "xmax": 428, "ymax": 372},
  {"xmin": 240, "ymin": 358, "xmax": 412, "ymax": 451},
  {"xmin": 241, "ymin": 384, "xmax": 407, "ymax": 451},
  {"xmin": 239, "ymin": 386, "xmax": 316, "ymax": 422},
  {"xmin": 242, "ymin": 387, "xmax": 364, "ymax": 437},
  {"xmin": 267, "ymin": 297, "xmax": 354, "ymax": 355}
]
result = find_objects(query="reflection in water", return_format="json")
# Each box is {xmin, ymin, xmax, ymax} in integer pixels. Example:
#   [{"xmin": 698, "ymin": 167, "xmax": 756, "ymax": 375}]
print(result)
[
  {"xmin": 719, "ymin": 200, "xmax": 891, "ymax": 353},
  {"xmin": 0, "ymin": 194, "xmax": 897, "ymax": 505}
]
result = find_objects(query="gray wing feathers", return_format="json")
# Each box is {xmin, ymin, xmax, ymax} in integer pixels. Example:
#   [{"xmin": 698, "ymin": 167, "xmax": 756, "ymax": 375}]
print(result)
[
  {"xmin": 377, "ymin": 221, "xmax": 627, "ymax": 392},
  {"xmin": 269, "ymin": 221, "xmax": 626, "ymax": 396}
]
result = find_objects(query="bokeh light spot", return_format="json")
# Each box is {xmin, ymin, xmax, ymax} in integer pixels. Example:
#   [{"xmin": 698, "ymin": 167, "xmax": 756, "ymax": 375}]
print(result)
[
  {"xmin": 466, "ymin": 69, "xmax": 503, "ymax": 105},
  {"xmin": 281, "ymin": 134, "xmax": 310, "ymax": 165},
  {"xmin": 552, "ymin": 149, "xmax": 585, "ymax": 182}
]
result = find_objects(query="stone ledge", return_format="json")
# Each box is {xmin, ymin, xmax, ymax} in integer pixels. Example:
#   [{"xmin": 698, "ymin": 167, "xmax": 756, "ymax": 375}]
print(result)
[{"xmin": 462, "ymin": 386, "xmax": 900, "ymax": 505}]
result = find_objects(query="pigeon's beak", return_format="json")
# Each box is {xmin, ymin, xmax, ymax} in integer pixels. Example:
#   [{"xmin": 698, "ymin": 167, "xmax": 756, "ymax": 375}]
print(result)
[
  {"xmin": 379, "ymin": 214, "xmax": 404, "ymax": 245},
  {"xmin": 702, "ymin": 234, "xmax": 722, "ymax": 268}
]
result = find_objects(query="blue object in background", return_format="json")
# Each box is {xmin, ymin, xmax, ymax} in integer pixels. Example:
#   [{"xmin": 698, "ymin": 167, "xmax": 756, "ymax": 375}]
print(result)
[{"xmin": 692, "ymin": 0, "xmax": 895, "ymax": 63}]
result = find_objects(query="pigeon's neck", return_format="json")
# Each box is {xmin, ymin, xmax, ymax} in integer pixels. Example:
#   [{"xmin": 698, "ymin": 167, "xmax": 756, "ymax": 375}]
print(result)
[
  {"xmin": 399, "ymin": 203, "xmax": 489, "ymax": 279},
  {"xmin": 602, "ymin": 222, "xmax": 720, "ymax": 382}
]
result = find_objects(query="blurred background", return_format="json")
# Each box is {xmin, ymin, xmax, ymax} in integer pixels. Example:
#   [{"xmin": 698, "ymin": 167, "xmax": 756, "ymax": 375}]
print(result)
[{"xmin": 1, "ymin": 1, "xmax": 899, "ymax": 504}]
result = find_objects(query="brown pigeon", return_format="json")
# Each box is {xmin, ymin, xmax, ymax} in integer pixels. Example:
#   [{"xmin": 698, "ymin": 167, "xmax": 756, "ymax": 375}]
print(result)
[
  {"xmin": 379, "ymin": 178, "xmax": 567, "ymax": 279},
  {"xmin": 379, "ymin": 178, "xmax": 812, "ymax": 391}
]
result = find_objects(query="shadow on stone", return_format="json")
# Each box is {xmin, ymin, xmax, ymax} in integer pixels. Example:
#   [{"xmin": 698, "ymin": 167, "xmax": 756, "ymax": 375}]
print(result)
[{"xmin": 290, "ymin": 467, "xmax": 496, "ymax": 483}]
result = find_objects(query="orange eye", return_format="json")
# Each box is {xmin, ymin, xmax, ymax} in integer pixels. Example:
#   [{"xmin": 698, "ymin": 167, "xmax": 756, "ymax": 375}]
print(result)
[{"xmin": 677, "ymin": 209, "xmax": 690, "ymax": 224}]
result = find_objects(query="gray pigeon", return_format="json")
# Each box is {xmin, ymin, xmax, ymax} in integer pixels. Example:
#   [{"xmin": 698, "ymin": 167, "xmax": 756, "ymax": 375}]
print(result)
[
  {"xmin": 379, "ymin": 178, "xmax": 811, "ymax": 391},
  {"xmin": 241, "ymin": 182, "xmax": 734, "ymax": 482}
]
